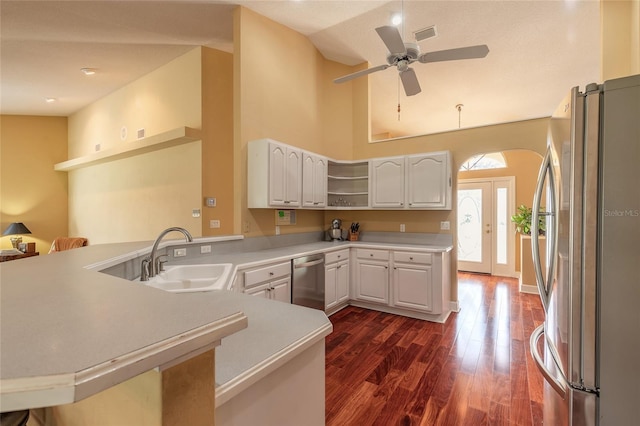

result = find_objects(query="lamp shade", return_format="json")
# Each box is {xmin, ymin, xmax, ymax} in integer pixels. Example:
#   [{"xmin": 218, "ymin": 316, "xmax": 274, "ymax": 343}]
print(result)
[{"xmin": 3, "ymin": 222, "xmax": 32, "ymax": 236}]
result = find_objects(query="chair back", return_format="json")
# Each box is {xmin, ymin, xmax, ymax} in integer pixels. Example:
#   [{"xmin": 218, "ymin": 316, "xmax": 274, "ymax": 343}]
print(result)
[{"xmin": 49, "ymin": 237, "xmax": 88, "ymax": 254}]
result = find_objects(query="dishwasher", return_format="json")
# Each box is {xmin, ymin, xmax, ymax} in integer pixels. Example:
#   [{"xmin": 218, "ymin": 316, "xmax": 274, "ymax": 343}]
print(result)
[{"xmin": 292, "ymin": 253, "xmax": 325, "ymax": 310}]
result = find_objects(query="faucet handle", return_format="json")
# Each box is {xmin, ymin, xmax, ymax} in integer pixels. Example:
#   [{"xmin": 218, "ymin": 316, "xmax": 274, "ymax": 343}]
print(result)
[
  {"xmin": 155, "ymin": 255, "xmax": 169, "ymax": 273},
  {"xmin": 140, "ymin": 258, "xmax": 151, "ymax": 281}
]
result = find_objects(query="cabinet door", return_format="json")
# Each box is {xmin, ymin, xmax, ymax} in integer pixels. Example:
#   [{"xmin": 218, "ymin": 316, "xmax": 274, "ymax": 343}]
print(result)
[
  {"xmin": 392, "ymin": 264, "xmax": 433, "ymax": 312},
  {"xmin": 406, "ymin": 152, "xmax": 451, "ymax": 209},
  {"xmin": 269, "ymin": 143, "xmax": 301, "ymax": 207},
  {"xmin": 325, "ymin": 263, "xmax": 338, "ymax": 310},
  {"xmin": 270, "ymin": 277, "xmax": 291, "ymax": 303},
  {"xmin": 268, "ymin": 143, "xmax": 287, "ymax": 206},
  {"xmin": 245, "ymin": 283, "xmax": 271, "ymax": 298},
  {"xmin": 355, "ymin": 260, "xmax": 389, "ymax": 304},
  {"xmin": 336, "ymin": 260, "xmax": 350, "ymax": 304},
  {"xmin": 302, "ymin": 153, "xmax": 327, "ymax": 208},
  {"xmin": 285, "ymin": 148, "xmax": 302, "ymax": 206},
  {"xmin": 371, "ymin": 157, "xmax": 405, "ymax": 208},
  {"xmin": 313, "ymin": 156, "xmax": 327, "ymax": 207}
]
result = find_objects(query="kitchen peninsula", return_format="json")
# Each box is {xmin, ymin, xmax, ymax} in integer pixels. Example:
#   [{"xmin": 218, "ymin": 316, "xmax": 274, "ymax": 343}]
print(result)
[{"xmin": 0, "ymin": 239, "xmax": 332, "ymax": 425}]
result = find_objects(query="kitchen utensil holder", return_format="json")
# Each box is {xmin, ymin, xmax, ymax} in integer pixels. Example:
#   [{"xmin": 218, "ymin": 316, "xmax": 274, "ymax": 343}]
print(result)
[{"xmin": 348, "ymin": 231, "xmax": 359, "ymax": 241}]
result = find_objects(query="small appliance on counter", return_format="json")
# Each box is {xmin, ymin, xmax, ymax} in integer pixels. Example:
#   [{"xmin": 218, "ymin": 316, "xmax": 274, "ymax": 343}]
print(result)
[{"xmin": 328, "ymin": 219, "xmax": 343, "ymax": 241}]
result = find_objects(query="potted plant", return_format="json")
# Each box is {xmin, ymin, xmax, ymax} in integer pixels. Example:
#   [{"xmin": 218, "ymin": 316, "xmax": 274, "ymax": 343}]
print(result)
[{"xmin": 511, "ymin": 204, "xmax": 546, "ymax": 236}]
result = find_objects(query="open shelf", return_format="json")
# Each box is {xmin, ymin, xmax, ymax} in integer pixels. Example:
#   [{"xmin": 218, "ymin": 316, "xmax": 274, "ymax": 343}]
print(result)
[
  {"xmin": 327, "ymin": 160, "xmax": 369, "ymax": 208},
  {"xmin": 54, "ymin": 127, "xmax": 201, "ymax": 172}
]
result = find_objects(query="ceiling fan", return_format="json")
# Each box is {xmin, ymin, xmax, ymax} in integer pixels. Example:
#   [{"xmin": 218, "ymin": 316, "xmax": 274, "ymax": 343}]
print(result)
[{"xmin": 334, "ymin": 25, "xmax": 489, "ymax": 96}]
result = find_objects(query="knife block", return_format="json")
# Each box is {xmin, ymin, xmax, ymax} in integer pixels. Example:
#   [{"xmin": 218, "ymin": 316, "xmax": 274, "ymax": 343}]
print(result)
[{"xmin": 348, "ymin": 231, "xmax": 359, "ymax": 241}]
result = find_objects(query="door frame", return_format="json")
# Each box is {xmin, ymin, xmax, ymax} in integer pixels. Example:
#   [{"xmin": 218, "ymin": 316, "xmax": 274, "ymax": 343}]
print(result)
[{"xmin": 457, "ymin": 177, "xmax": 517, "ymax": 277}]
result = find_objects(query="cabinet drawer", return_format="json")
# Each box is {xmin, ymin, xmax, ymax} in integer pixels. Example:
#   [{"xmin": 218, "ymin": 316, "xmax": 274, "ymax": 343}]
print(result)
[
  {"xmin": 325, "ymin": 249, "xmax": 349, "ymax": 264},
  {"xmin": 394, "ymin": 251, "xmax": 432, "ymax": 265},
  {"xmin": 244, "ymin": 261, "xmax": 291, "ymax": 287},
  {"xmin": 357, "ymin": 248, "xmax": 389, "ymax": 261}
]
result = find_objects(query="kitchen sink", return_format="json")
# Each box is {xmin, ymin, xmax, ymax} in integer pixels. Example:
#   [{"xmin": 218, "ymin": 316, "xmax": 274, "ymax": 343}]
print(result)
[{"xmin": 139, "ymin": 263, "xmax": 233, "ymax": 293}]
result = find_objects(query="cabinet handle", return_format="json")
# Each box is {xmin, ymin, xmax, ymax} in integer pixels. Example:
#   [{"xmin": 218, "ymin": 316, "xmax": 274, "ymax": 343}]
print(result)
[
  {"xmin": 410, "ymin": 257, "xmax": 413, "ymax": 261},
  {"xmin": 284, "ymin": 201, "xmax": 290, "ymax": 204},
  {"xmin": 370, "ymin": 254, "xmax": 374, "ymax": 257},
  {"xmin": 337, "ymin": 265, "xmax": 341, "ymax": 269},
  {"xmin": 269, "ymin": 272, "xmax": 274, "ymax": 276}
]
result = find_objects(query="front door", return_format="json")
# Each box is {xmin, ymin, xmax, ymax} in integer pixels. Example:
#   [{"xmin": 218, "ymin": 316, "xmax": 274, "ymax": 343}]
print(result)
[{"xmin": 458, "ymin": 181, "xmax": 492, "ymax": 273}]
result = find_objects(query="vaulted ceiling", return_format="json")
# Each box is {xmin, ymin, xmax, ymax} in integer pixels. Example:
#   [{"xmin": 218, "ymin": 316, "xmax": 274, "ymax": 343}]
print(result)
[{"xmin": 0, "ymin": 1, "xmax": 600, "ymax": 138}]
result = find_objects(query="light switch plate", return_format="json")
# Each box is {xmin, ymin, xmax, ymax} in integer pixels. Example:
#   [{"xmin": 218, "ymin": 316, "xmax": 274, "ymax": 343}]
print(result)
[{"xmin": 440, "ymin": 221, "xmax": 450, "ymax": 230}]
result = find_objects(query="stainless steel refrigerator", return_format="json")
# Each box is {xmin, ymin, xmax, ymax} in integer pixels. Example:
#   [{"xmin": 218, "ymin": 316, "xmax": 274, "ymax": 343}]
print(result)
[{"xmin": 529, "ymin": 74, "xmax": 640, "ymax": 425}]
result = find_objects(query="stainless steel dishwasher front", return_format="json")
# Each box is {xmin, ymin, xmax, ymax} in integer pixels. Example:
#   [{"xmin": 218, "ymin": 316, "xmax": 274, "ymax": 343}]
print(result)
[{"xmin": 292, "ymin": 253, "xmax": 325, "ymax": 310}]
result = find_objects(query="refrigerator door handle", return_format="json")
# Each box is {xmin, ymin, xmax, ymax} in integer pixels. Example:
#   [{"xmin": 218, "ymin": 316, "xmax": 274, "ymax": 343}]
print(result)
[
  {"xmin": 530, "ymin": 324, "xmax": 567, "ymax": 398},
  {"xmin": 532, "ymin": 149, "xmax": 555, "ymax": 312}
]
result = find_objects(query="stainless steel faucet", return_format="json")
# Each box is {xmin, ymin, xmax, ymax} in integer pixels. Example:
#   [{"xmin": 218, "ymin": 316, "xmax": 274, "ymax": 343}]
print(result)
[{"xmin": 140, "ymin": 227, "xmax": 193, "ymax": 281}]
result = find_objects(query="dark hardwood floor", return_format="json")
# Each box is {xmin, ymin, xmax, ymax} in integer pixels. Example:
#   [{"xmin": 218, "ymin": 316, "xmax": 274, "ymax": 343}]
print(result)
[{"xmin": 325, "ymin": 272, "xmax": 545, "ymax": 425}]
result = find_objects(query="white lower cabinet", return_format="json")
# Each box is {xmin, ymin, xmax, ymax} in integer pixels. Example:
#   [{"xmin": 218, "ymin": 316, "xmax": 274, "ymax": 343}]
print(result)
[
  {"xmin": 353, "ymin": 249, "xmax": 390, "ymax": 305},
  {"xmin": 391, "ymin": 252, "xmax": 434, "ymax": 313},
  {"xmin": 242, "ymin": 261, "xmax": 291, "ymax": 303},
  {"xmin": 352, "ymin": 248, "xmax": 450, "ymax": 321},
  {"xmin": 324, "ymin": 249, "xmax": 350, "ymax": 313}
]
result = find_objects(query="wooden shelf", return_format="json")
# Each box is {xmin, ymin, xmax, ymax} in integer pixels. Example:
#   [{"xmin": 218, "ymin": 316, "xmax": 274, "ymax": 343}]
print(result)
[{"xmin": 54, "ymin": 127, "xmax": 201, "ymax": 172}]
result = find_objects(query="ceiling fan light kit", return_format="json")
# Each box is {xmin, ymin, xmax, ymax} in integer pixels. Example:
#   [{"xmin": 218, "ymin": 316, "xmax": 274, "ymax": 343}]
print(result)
[{"xmin": 334, "ymin": 25, "xmax": 489, "ymax": 97}]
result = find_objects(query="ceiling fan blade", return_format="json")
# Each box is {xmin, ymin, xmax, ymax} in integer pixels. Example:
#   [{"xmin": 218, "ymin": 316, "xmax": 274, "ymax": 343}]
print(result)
[
  {"xmin": 419, "ymin": 44, "xmax": 490, "ymax": 63},
  {"xmin": 334, "ymin": 64, "xmax": 390, "ymax": 84},
  {"xmin": 400, "ymin": 68, "xmax": 421, "ymax": 96},
  {"xmin": 375, "ymin": 25, "xmax": 406, "ymax": 55}
]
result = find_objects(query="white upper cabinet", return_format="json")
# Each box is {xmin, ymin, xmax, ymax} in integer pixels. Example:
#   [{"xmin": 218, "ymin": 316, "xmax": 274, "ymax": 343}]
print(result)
[
  {"xmin": 248, "ymin": 139, "xmax": 302, "ymax": 208},
  {"xmin": 302, "ymin": 152, "xmax": 327, "ymax": 208},
  {"xmin": 249, "ymin": 138, "xmax": 450, "ymax": 210},
  {"xmin": 370, "ymin": 156, "xmax": 405, "ymax": 208},
  {"xmin": 368, "ymin": 151, "xmax": 451, "ymax": 210},
  {"xmin": 406, "ymin": 152, "xmax": 451, "ymax": 210}
]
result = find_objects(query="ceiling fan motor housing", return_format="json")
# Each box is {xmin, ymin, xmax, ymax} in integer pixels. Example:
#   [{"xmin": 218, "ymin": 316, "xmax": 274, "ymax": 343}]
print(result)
[{"xmin": 387, "ymin": 42, "xmax": 420, "ymax": 65}]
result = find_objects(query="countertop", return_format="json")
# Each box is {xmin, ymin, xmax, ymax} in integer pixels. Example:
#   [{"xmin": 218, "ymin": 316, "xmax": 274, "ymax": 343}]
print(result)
[
  {"xmin": 0, "ymin": 240, "xmax": 331, "ymax": 412},
  {"xmin": 169, "ymin": 239, "xmax": 453, "ymax": 280},
  {"xmin": 1, "ymin": 234, "xmax": 452, "ymax": 412}
]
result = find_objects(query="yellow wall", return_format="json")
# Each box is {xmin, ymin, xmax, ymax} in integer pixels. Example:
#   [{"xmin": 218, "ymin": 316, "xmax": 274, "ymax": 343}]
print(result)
[
  {"xmin": 234, "ymin": 7, "xmax": 342, "ymax": 237},
  {"xmin": 67, "ymin": 49, "xmax": 204, "ymax": 243},
  {"xmin": 459, "ymin": 149, "xmax": 543, "ymax": 271},
  {"xmin": 201, "ymin": 47, "xmax": 235, "ymax": 236},
  {"xmin": 601, "ymin": 0, "xmax": 640, "ymax": 80},
  {"xmin": 0, "ymin": 115, "xmax": 68, "ymax": 253}
]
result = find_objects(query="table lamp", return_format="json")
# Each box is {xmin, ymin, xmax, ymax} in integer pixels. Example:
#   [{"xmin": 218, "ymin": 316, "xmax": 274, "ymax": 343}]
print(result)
[{"xmin": 3, "ymin": 222, "xmax": 32, "ymax": 249}]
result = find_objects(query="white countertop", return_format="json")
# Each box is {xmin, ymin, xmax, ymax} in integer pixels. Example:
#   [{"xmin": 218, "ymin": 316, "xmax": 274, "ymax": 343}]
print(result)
[
  {"xmin": 0, "ymin": 240, "xmax": 331, "ymax": 412},
  {"xmin": 0, "ymin": 235, "xmax": 452, "ymax": 412}
]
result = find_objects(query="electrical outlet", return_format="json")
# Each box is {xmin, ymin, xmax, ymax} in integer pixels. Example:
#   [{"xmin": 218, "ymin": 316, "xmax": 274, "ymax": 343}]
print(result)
[
  {"xmin": 173, "ymin": 248, "xmax": 187, "ymax": 257},
  {"xmin": 137, "ymin": 128, "xmax": 145, "ymax": 139},
  {"xmin": 200, "ymin": 245, "xmax": 212, "ymax": 254},
  {"xmin": 440, "ymin": 221, "xmax": 450, "ymax": 230},
  {"xmin": 205, "ymin": 197, "xmax": 216, "ymax": 207},
  {"xmin": 400, "ymin": 224, "xmax": 405, "ymax": 232},
  {"xmin": 244, "ymin": 221, "xmax": 250, "ymax": 233},
  {"xmin": 210, "ymin": 220, "xmax": 220, "ymax": 229}
]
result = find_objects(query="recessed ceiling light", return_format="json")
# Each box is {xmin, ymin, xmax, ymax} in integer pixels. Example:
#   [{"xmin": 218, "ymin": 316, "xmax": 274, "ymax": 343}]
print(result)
[
  {"xmin": 45, "ymin": 97, "xmax": 57, "ymax": 103},
  {"xmin": 80, "ymin": 68, "xmax": 97, "ymax": 76}
]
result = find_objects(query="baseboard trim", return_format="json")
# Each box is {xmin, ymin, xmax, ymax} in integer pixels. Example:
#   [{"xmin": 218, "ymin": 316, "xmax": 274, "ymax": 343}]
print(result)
[
  {"xmin": 519, "ymin": 283, "xmax": 539, "ymax": 294},
  {"xmin": 449, "ymin": 300, "xmax": 460, "ymax": 313}
]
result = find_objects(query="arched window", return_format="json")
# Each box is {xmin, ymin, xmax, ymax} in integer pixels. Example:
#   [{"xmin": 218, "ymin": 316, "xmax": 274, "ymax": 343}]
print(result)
[{"xmin": 459, "ymin": 152, "xmax": 507, "ymax": 171}]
